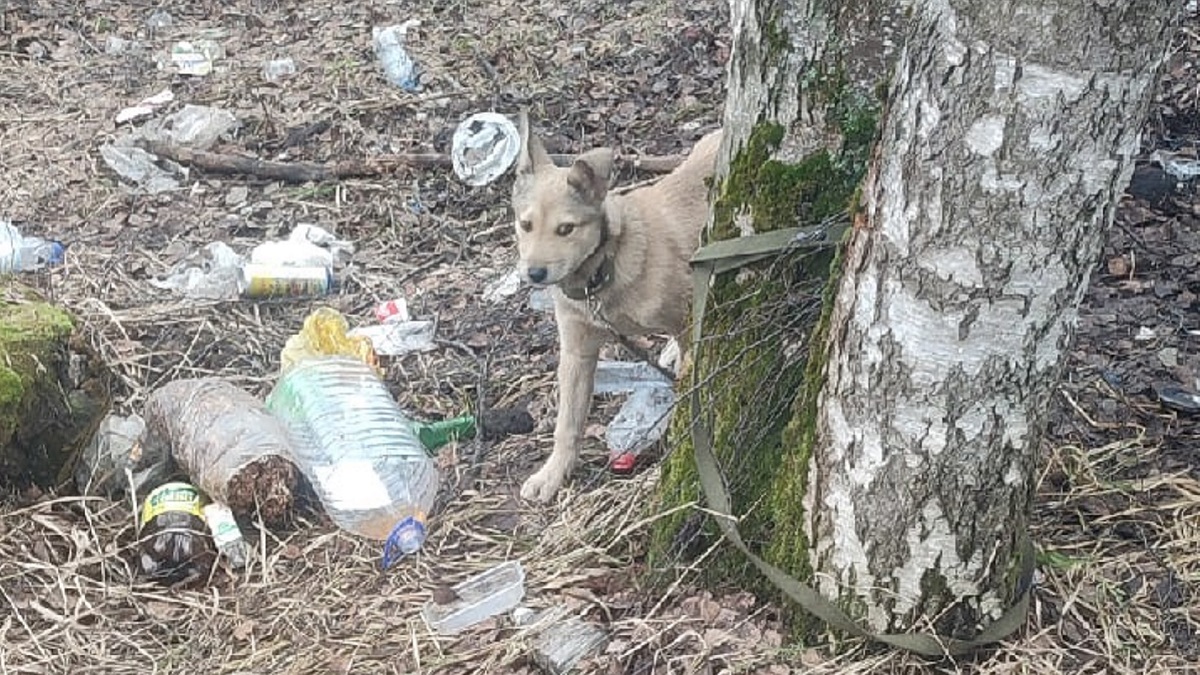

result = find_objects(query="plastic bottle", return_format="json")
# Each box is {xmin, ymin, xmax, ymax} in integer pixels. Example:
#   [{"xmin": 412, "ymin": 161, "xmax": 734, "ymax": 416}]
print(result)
[
  {"xmin": 265, "ymin": 356, "xmax": 440, "ymax": 568},
  {"xmin": 201, "ymin": 502, "xmax": 250, "ymax": 569},
  {"xmin": 138, "ymin": 482, "xmax": 215, "ymax": 583},
  {"xmin": 0, "ymin": 221, "xmax": 65, "ymax": 273},
  {"xmin": 372, "ymin": 21, "xmax": 421, "ymax": 91}
]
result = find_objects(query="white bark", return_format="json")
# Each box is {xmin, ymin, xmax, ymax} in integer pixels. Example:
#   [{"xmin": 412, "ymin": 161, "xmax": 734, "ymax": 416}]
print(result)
[
  {"xmin": 717, "ymin": 0, "xmax": 906, "ymax": 220},
  {"xmin": 808, "ymin": 0, "xmax": 1179, "ymax": 634}
]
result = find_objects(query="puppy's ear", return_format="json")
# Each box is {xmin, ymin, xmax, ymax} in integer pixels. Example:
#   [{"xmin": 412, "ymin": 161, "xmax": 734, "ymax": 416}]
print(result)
[
  {"xmin": 567, "ymin": 147, "xmax": 613, "ymax": 203},
  {"xmin": 515, "ymin": 110, "xmax": 552, "ymax": 176}
]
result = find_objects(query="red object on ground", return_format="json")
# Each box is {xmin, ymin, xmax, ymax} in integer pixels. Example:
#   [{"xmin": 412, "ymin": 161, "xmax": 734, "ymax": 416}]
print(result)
[
  {"xmin": 610, "ymin": 452, "xmax": 637, "ymax": 474},
  {"xmin": 374, "ymin": 299, "xmax": 406, "ymax": 323}
]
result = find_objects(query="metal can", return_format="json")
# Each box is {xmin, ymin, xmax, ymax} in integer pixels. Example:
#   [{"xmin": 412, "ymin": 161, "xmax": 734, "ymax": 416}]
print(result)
[{"xmin": 240, "ymin": 263, "xmax": 333, "ymax": 299}]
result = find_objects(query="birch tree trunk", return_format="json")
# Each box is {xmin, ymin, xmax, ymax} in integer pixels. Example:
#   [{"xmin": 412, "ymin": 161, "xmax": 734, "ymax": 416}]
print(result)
[{"xmin": 656, "ymin": 0, "xmax": 1181, "ymax": 645}]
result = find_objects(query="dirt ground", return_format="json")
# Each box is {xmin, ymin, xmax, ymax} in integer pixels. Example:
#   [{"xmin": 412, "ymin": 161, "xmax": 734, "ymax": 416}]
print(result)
[{"xmin": 0, "ymin": 1, "xmax": 1198, "ymax": 674}]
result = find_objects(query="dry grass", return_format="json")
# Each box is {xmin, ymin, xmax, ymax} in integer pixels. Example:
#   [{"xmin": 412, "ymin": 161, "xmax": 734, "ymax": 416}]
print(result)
[
  {"xmin": 2, "ymin": 0, "xmax": 1199, "ymax": 673},
  {"xmin": 4, "ymin": 415, "xmax": 1200, "ymax": 673}
]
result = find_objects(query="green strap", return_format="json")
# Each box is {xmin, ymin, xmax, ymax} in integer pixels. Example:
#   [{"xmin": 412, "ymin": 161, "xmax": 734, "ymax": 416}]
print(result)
[{"xmin": 687, "ymin": 227, "xmax": 1034, "ymax": 657}]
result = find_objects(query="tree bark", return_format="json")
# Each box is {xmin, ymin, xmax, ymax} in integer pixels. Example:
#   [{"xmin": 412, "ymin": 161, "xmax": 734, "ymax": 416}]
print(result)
[
  {"xmin": 810, "ymin": 0, "xmax": 1179, "ymax": 637},
  {"xmin": 655, "ymin": 0, "xmax": 1181, "ymax": 648},
  {"xmin": 654, "ymin": 0, "xmax": 906, "ymax": 596}
]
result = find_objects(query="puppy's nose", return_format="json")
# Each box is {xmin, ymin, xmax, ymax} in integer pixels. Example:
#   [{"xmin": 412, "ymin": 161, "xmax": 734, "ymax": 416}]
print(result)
[{"xmin": 527, "ymin": 267, "xmax": 548, "ymax": 284}]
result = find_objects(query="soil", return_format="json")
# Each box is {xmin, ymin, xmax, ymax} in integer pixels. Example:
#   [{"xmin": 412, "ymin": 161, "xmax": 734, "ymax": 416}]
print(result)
[{"xmin": 0, "ymin": 1, "xmax": 1197, "ymax": 673}]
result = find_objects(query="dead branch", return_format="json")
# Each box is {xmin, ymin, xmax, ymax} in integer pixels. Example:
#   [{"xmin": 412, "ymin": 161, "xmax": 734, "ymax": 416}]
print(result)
[{"xmin": 135, "ymin": 140, "xmax": 684, "ymax": 184}]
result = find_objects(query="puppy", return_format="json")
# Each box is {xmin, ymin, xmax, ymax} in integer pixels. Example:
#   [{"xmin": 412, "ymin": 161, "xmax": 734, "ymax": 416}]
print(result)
[{"xmin": 510, "ymin": 113, "xmax": 722, "ymax": 502}]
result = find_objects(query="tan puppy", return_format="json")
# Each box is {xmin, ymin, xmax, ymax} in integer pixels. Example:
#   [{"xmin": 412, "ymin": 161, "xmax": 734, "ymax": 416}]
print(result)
[{"xmin": 510, "ymin": 113, "xmax": 723, "ymax": 502}]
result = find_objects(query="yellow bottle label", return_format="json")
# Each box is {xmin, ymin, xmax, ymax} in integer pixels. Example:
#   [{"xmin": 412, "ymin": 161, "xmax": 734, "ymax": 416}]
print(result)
[
  {"xmin": 242, "ymin": 264, "xmax": 330, "ymax": 298},
  {"xmin": 140, "ymin": 482, "xmax": 204, "ymax": 526}
]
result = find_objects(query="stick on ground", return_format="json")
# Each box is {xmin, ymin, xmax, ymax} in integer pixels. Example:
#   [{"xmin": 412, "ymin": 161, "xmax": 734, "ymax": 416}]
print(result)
[{"xmin": 137, "ymin": 140, "xmax": 684, "ymax": 183}]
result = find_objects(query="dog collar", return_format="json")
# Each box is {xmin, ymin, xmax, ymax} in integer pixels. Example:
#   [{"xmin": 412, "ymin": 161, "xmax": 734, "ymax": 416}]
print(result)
[
  {"xmin": 559, "ymin": 217, "xmax": 615, "ymax": 301},
  {"xmin": 560, "ymin": 255, "xmax": 614, "ymax": 301}
]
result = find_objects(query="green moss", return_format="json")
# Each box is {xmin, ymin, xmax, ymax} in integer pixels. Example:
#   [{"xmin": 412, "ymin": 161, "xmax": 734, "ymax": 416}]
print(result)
[
  {"xmin": 711, "ymin": 101, "xmax": 877, "ymax": 244},
  {"xmin": 0, "ymin": 367, "xmax": 22, "ymax": 409},
  {"xmin": 763, "ymin": 19, "xmax": 790, "ymax": 63},
  {"xmin": 732, "ymin": 225, "xmax": 855, "ymax": 639},
  {"xmin": 763, "ymin": 236, "xmax": 845, "ymax": 583},
  {"xmin": 0, "ymin": 301, "xmax": 75, "ymax": 346},
  {"xmin": 710, "ymin": 122, "xmax": 864, "ymax": 238},
  {"xmin": 0, "ymin": 295, "xmax": 79, "ymax": 461},
  {"xmin": 651, "ymin": 248, "xmax": 832, "ymax": 594},
  {"xmin": 651, "ymin": 68, "xmax": 880, "ymax": 614},
  {"xmin": 710, "ymin": 121, "xmax": 784, "ymax": 239}
]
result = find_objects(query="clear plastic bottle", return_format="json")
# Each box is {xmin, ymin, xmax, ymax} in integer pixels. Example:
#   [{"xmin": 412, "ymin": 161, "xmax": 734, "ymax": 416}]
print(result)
[
  {"xmin": 0, "ymin": 221, "xmax": 65, "ymax": 273},
  {"xmin": 201, "ymin": 502, "xmax": 250, "ymax": 569},
  {"xmin": 265, "ymin": 356, "xmax": 439, "ymax": 567},
  {"xmin": 371, "ymin": 21, "xmax": 421, "ymax": 91}
]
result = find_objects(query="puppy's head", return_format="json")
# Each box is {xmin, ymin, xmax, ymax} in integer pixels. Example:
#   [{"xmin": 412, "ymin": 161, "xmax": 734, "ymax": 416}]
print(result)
[{"xmin": 510, "ymin": 112, "xmax": 613, "ymax": 287}]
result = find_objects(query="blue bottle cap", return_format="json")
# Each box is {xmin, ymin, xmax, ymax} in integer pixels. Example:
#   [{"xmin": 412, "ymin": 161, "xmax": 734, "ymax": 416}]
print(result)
[
  {"xmin": 48, "ymin": 241, "xmax": 66, "ymax": 266},
  {"xmin": 381, "ymin": 515, "xmax": 426, "ymax": 569}
]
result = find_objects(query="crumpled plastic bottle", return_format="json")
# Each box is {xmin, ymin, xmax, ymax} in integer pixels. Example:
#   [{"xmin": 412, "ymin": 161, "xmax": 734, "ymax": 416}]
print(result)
[
  {"xmin": 372, "ymin": 20, "xmax": 422, "ymax": 91},
  {"xmin": 0, "ymin": 220, "xmax": 65, "ymax": 273}
]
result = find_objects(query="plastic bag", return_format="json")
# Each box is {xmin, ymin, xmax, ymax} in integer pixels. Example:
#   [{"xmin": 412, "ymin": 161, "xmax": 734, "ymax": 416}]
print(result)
[
  {"xmin": 147, "ymin": 241, "xmax": 244, "ymax": 300},
  {"xmin": 160, "ymin": 104, "xmax": 239, "ymax": 149},
  {"xmin": 279, "ymin": 307, "xmax": 379, "ymax": 375},
  {"xmin": 72, "ymin": 413, "xmax": 167, "ymax": 497}
]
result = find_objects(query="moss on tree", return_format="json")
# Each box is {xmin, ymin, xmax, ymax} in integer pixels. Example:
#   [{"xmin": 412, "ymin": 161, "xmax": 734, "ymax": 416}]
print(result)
[{"xmin": 650, "ymin": 58, "xmax": 879, "ymax": 606}]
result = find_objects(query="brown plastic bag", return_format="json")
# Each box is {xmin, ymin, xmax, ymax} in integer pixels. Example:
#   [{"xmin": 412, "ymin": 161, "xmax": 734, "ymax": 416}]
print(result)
[{"xmin": 143, "ymin": 378, "xmax": 299, "ymax": 526}]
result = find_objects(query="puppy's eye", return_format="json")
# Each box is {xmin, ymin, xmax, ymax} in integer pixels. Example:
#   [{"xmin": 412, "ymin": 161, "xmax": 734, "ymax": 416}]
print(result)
[
  {"xmin": 519, "ymin": 220, "xmax": 533, "ymax": 232},
  {"xmin": 556, "ymin": 222, "xmax": 576, "ymax": 236}
]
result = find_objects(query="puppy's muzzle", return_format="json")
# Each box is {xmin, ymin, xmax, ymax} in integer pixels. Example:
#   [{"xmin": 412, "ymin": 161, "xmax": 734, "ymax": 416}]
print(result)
[{"xmin": 526, "ymin": 267, "xmax": 548, "ymax": 284}]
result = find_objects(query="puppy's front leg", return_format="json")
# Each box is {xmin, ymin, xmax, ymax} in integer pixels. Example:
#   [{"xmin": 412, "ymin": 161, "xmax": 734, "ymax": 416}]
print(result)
[{"xmin": 521, "ymin": 312, "xmax": 604, "ymax": 502}]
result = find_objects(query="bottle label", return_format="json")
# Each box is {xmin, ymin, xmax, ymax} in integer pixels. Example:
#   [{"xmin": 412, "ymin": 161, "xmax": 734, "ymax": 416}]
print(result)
[
  {"xmin": 241, "ymin": 264, "xmax": 331, "ymax": 298},
  {"xmin": 311, "ymin": 461, "xmax": 393, "ymax": 511},
  {"xmin": 141, "ymin": 482, "xmax": 204, "ymax": 527},
  {"xmin": 201, "ymin": 503, "xmax": 245, "ymax": 547}
]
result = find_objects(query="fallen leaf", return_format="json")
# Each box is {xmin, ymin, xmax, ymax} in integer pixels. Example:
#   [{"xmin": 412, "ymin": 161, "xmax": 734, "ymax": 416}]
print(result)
[
  {"xmin": 233, "ymin": 620, "xmax": 256, "ymax": 641},
  {"xmin": 144, "ymin": 601, "xmax": 177, "ymax": 621}
]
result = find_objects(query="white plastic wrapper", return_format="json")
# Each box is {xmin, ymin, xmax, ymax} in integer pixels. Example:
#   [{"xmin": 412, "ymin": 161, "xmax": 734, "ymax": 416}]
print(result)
[
  {"xmin": 606, "ymin": 385, "xmax": 676, "ymax": 456},
  {"xmin": 451, "ymin": 112, "xmax": 521, "ymax": 187},
  {"xmin": 592, "ymin": 360, "xmax": 677, "ymax": 457}
]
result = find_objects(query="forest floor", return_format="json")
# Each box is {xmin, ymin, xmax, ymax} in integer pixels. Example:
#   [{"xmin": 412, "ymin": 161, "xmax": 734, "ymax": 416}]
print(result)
[{"xmin": 0, "ymin": 1, "xmax": 1197, "ymax": 673}]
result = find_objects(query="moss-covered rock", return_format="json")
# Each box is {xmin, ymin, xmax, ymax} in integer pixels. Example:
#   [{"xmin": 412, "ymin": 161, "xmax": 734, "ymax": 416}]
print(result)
[{"xmin": 0, "ymin": 279, "xmax": 111, "ymax": 491}]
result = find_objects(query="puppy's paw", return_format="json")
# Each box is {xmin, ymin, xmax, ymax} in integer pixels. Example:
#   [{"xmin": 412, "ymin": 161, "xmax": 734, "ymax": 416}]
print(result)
[
  {"xmin": 520, "ymin": 466, "xmax": 566, "ymax": 503},
  {"xmin": 659, "ymin": 338, "xmax": 682, "ymax": 377}
]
